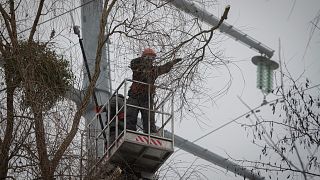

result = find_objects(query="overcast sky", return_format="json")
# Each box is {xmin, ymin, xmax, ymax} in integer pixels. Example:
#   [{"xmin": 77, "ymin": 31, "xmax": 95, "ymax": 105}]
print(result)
[
  {"xmin": 62, "ymin": 0, "xmax": 320, "ymax": 179},
  {"xmin": 172, "ymin": 0, "xmax": 320, "ymax": 179},
  {"xmin": 49, "ymin": 0, "xmax": 320, "ymax": 179},
  {"xmin": 2, "ymin": 0, "xmax": 319, "ymax": 179}
]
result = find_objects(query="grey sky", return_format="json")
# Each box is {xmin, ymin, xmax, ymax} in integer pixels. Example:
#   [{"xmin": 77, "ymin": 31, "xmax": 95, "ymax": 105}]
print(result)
[
  {"xmin": 172, "ymin": 0, "xmax": 320, "ymax": 179},
  {"xmin": 17, "ymin": 0, "xmax": 318, "ymax": 179}
]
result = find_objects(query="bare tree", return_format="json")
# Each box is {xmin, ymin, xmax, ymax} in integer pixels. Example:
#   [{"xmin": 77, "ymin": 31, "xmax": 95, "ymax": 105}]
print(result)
[
  {"xmin": 107, "ymin": 0, "xmax": 231, "ymax": 123},
  {"xmin": 1, "ymin": 0, "xmax": 231, "ymax": 179},
  {"xmin": 234, "ymin": 8, "xmax": 320, "ymax": 178},
  {"xmin": 0, "ymin": 0, "xmax": 105, "ymax": 178},
  {"xmin": 237, "ymin": 63, "xmax": 320, "ymax": 180}
]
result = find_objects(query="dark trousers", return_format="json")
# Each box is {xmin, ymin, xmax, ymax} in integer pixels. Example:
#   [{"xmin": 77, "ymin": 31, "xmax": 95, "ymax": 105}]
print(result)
[{"xmin": 126, "ymin": 94, "xmax": 156, "ymax": 133}]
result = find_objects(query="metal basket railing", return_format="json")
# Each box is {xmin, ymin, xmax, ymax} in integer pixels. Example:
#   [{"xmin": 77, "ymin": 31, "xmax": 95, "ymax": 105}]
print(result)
[{"xmin": 80, "ymin": 79, "xmax": 175, "ymax": 176}]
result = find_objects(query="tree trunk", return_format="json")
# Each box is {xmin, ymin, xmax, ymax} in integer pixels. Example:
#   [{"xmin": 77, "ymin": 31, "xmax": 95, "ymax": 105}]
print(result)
[
  {"xmin": 33, "ymin": 109, "xmax": 54, "ymax": 180},
  {"xmin": 0, "ymin": 68, "xmax": 15, "ymax": 179}
]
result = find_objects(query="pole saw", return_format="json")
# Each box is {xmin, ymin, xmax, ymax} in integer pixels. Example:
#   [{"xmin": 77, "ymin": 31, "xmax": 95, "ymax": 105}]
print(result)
[{"xmin": 73, "ymin": 25, "xmax": 107, "ymax": 140}]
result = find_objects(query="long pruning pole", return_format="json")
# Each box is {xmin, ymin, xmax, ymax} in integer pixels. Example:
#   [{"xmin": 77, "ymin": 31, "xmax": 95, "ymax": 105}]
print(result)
[{"xmin": 74, "ymin": 26, "xmax": 107, "ymax": 140}]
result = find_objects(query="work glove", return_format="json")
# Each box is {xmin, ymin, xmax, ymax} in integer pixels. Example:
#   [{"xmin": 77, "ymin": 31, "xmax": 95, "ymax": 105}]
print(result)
[
  {"xmin": 95, "ymin": 105, "xmax": 106, "ymax": 113},
  {"xmin": 175, "ymin": 58, "xmax": 182, "ymax": 63},
  {"xmin": 95, "ymin": 106, "xmax": 102, "ymax": 113}
]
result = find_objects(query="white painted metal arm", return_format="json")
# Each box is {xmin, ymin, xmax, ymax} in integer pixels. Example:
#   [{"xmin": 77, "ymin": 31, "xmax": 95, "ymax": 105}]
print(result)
[
  {"xmin": 164, "ymin": 0, "xmax": 274, "ymax": 58},
  {"xmin": 164, "ymin": 130, "xmax": 265, "ymax": 180}
]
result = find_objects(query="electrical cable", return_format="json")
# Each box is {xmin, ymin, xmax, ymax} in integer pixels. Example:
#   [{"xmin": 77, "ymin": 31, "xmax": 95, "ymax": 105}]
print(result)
[
  {"xmin": 190, "ymin": 83, "xmax": 320, "ymax": 144},
  {"xmin": 17, "ymin": 0, "xmax": 96, "ymax": 35}
]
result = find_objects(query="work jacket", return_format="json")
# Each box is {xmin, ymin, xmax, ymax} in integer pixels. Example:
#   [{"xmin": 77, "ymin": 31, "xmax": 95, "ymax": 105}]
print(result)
[{"xmin": 129, "ymin": 57, "xmax": 179, "ymax": 96}]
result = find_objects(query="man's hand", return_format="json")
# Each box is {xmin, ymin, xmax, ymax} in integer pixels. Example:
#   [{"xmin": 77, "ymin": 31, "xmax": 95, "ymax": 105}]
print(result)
[
  {"xmin": 95, "ymin": 106, "xmax": 102, "ymax": 113},
  {"xmin": 95, "ymin": 105, "xmax": 106, "ymax": 113},
  {"xmin": 174, "ymin": 58, "xmax": 182, "ymax": 64}
]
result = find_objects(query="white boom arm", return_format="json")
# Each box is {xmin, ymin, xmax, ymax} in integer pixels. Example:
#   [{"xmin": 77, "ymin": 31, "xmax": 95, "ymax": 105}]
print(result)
[
  {"xmin": 164, "ymin": 130, "xmax": 264, "ymax": 180},
  {"xmin": 164, "ymin": 0, "xmax": 274, "ymax": 58}
]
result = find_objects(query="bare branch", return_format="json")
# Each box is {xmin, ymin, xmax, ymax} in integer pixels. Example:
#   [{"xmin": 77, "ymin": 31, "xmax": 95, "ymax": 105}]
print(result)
[
  {"xmin": 0, "ymin": 3, "xmax": 14, "ymax": 43},
  {"xmin": 28, "ymin": 0, "xmax": 45, "ymax": 42}
]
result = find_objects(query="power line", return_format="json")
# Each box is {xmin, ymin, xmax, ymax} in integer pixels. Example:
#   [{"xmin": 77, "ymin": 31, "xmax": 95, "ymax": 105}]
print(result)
[
  {"xmin": 189, "ymin": 83, "xmax": 320, "ymax": 144},
  {"xmin": 18, "ymin": 0, "xmax": 95, "ymax": 35}
]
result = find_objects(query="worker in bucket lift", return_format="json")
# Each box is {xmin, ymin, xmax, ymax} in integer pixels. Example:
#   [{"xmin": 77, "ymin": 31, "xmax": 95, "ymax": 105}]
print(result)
[
  {"xmin": 97, "ymin": 94, "xmax": 125, "ymax": 147},
  {"xmin": 126, "ymin": 48, "xmax": 181, "ymax": 134},
  {"xmin": 108, "ymin": 94, "xmax": 125, "ymax": 144}
]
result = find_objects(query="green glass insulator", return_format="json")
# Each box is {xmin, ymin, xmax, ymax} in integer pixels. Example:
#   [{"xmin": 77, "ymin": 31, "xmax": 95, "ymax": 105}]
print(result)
[{"xmin": 252, "ymin": 56, "xmax": 279, "ymax": 94}]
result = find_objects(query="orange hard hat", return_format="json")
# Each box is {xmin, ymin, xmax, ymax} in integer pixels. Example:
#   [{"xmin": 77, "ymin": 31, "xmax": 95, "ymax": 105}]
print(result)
[{"xmin": 142, "ymin": 48, "xmax": 156, "ymax": 57}]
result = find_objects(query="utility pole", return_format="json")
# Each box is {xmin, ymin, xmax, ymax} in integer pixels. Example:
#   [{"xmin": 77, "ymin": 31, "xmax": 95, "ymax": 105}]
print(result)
[{"xmin": 80, "ymin": 0, "xmax": 112, "ymax": 161}]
